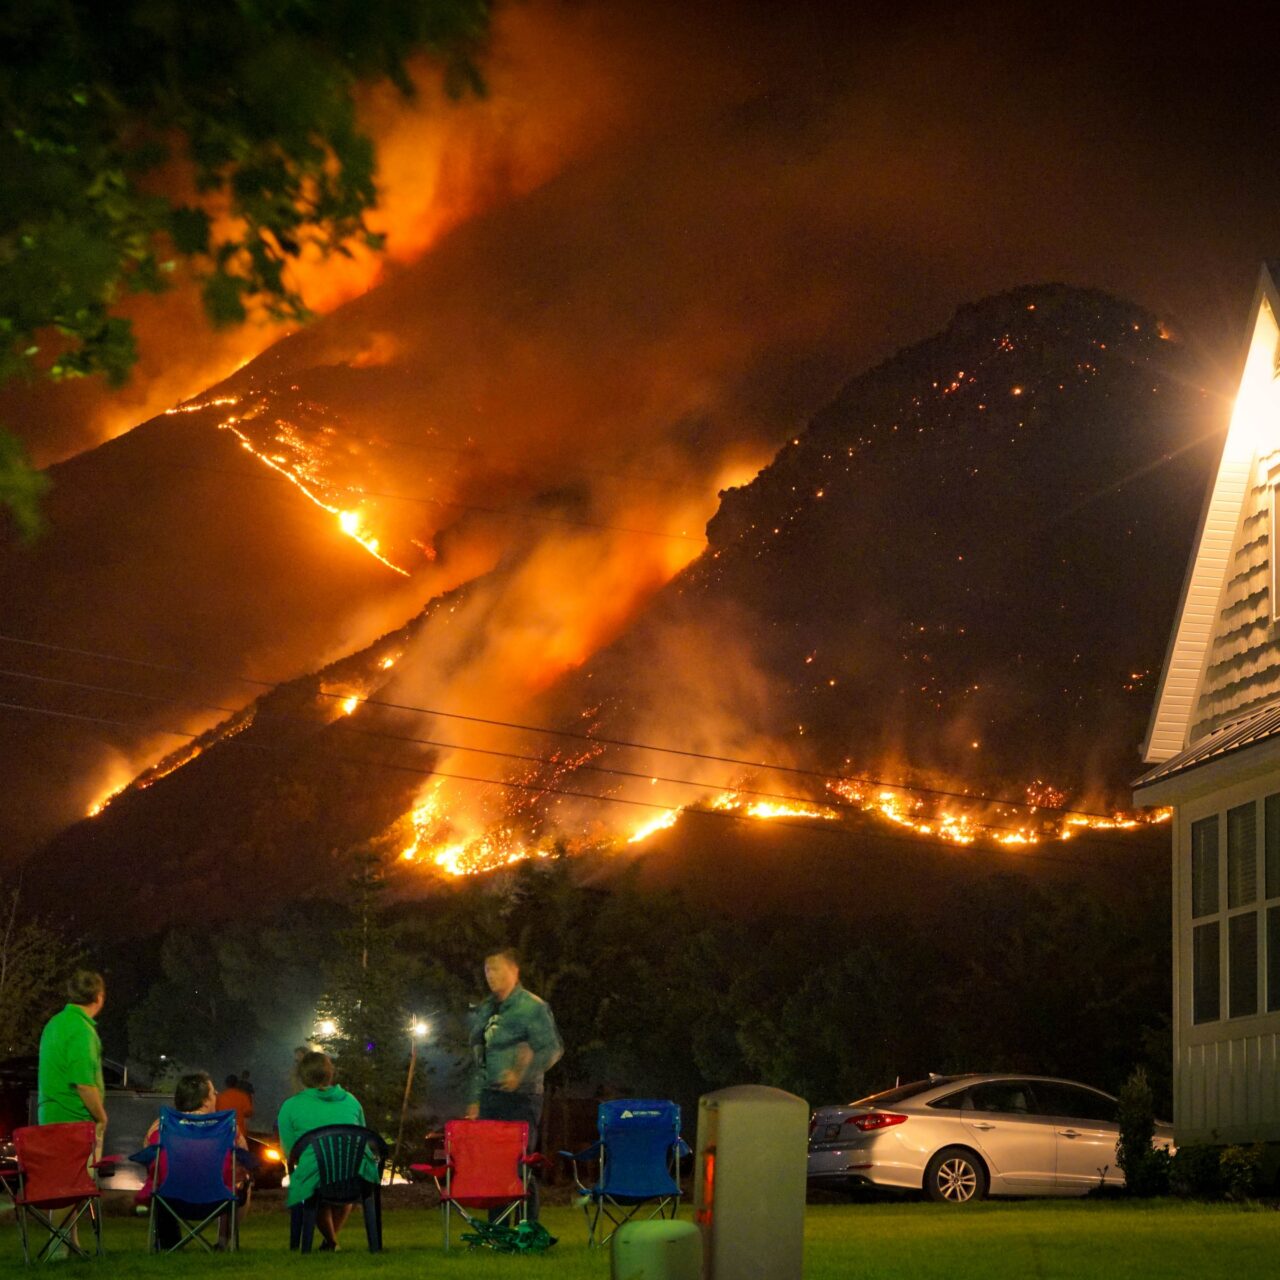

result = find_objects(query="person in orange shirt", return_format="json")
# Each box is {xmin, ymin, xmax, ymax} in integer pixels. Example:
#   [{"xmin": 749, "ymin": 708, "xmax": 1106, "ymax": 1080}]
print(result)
[{"xmin": 215, "ymin": 1075, "xmax": 254, "ymax": 1139}]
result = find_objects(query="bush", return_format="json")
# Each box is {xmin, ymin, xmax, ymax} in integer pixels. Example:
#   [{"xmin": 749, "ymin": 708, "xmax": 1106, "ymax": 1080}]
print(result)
[
  {"xmin": 1219, "ymin": 1144, "xmax": 1265, "ymax": 1201},
  {"xmin": 1169, "ymin": 1144, "xmax": 1222, "ymax": 1198},
  {"xmin": 1115, "ymin": 1067, "xmax": 1170, "ymax": 1196}
]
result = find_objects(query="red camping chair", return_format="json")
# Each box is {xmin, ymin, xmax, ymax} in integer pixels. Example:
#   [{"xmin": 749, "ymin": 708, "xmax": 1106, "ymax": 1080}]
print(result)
[
  {"xmin": 13, "ymin": 1123, "xmax": 103, "ymax": 1264},
  {"xmin": 414, "ymin": 1120, "xmax": 542, "ymax": 1251}
]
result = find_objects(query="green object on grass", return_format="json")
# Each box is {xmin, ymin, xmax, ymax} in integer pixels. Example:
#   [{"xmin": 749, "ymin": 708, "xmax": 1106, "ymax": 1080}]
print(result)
[{"xmin": 460, "ymin": 1220, "xmax": 557, "ymax": 1253}]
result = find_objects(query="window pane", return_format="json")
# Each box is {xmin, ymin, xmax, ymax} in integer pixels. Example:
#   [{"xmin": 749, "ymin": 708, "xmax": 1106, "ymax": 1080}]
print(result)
[
  {"xmin": 1228, "ymin": 803, "xmax": 1258, "ymax": 908},
  {"xmin": 927, "ymin": 1089, "xmax": 969, "ymax": 1111},
  {"xmin": 1267, "ymin": 794, "xmax": 1280, "ymax": 899},
  {"xmin": 1268, "ymin": 907, "xmax": 1280, "ymax": 1013},
  {"xmin": 968, "ymin": 1082, "xmax": 1033, "ymax": 1115},
  {"xmin": 1192, "ymin": 816, "xmax": 1219, "ymax": 918},
  {"xmin": 1229, "ymin": 913, "xmax": 1258, "ymax": 1018},
  {"xmin": 1032, "ymin": 1082, "xmax": 1117, "ymax": 1123},
  {"xmin": 1194, "ymin": 922, "xmax": 1220, "ymax": 1024}
]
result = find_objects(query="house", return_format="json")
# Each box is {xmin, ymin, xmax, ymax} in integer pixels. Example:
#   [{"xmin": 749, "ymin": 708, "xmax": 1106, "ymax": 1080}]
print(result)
[{"xmin": 1135, "ymin": 263, "xmax": 1280, "ymax": 1146}]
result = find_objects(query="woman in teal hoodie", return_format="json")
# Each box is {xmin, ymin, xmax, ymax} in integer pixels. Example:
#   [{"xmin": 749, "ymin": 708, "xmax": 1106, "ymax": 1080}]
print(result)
[{"xmin": 277, "ymin": 1051, "xmax": 378, "ymax": 1249}]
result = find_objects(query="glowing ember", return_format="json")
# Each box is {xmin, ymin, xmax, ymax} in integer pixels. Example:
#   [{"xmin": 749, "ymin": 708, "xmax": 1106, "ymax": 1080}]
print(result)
[{"xmin": 340, "ymin": 695, "xmax": 360, "ymax": 716}]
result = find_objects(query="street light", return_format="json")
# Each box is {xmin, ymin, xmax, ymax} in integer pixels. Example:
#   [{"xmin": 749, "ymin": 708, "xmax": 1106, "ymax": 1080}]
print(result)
[
  {"xmin": 392, "ymin": 1015, "xmax": 431, "ymax": 1177},
  {"xmin": 317, "ymin": 1018, "xmax": 337, "ymax": 1038}
]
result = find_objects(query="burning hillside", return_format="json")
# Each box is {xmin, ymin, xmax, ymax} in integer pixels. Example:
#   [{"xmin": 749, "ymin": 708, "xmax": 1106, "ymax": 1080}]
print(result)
[{"xmin": 24, "ymin": 284, "xmax": 1210, "ymax": 928}]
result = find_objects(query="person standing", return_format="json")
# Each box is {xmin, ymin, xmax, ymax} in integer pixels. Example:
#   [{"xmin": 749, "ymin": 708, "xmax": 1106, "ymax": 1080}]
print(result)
[
  {"xmin": 465, "ymin": 948, "xmax": 562, "ymax": 1221},
  {"xmin": 215, "ymin": 1074, "xmax": 254, "ymax": 1140},
  {"xmin": 37, "ymin": 970, "xmax": 107, "ymax": 1256},
  {"xmin": 38, "ymin": 971, "xmax": 108, "ymax": 1148}
]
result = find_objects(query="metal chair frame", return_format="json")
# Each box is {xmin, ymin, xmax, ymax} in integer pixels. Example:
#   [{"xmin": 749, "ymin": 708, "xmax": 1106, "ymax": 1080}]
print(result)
[
  {"xmin": 562, "ymin": 1101, "xmax": 689, "ymax": 1247},
  {"xmin": 423, "ymin": 1120, "xmax": 540, "ymax": 1252},
  {"xmin": 144, "ymin": 1108, "xmax": 240, "ymax": 1254},
  {"xmin": 13, "ymin": 1122, "xmax": 103, "ymax": 1265}
]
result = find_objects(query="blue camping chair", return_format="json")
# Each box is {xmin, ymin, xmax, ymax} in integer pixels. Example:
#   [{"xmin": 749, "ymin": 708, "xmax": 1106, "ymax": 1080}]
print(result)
[
  {"xmin": 560, "ymin": 1099, "xmax": 689, "ymax": 1246},
  {"xmin": 134, "ymin": 1107, "xmax": 240, "ymax": 1253},
  {"xmin": 286, "ymin": 1125, "xmax": 387, "ymax": 1254}
]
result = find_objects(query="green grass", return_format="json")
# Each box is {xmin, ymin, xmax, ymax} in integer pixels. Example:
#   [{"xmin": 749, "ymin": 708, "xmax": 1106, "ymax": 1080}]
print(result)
[{"xmin": 0, "ymin": 1198, "xmax": 1276, "ymax": 1276}]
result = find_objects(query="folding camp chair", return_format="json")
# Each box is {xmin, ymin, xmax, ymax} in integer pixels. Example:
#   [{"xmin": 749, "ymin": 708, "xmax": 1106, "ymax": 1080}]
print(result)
[
  {"xmin": 560, "ymin": 1099, "xmax": 689, "ymax": 1246},
  {"xmin": 138, "ymin": 1107, "xmax": 239, "ymax": 1253},
  {"xmin": 12, "ymin": 1121, "xmax": 103, "ymax": 1264},
  {"xmin": 286, "ymin": 1125, "xmax": 386, "ymax": 1255},
  {"xmin": 415, "ymin": 1119, "xmax": 542, "ymax": 1251}
]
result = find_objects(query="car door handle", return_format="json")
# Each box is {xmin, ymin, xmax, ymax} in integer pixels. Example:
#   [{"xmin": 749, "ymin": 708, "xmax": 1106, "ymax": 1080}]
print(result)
[
  {"xmin": 970, "ymin": 1122, "xmax": 995, "ymax": 1131},
  {"xmin": 1059, "ymin": 1129, "xmax": 1080, "ymax": 1139}
]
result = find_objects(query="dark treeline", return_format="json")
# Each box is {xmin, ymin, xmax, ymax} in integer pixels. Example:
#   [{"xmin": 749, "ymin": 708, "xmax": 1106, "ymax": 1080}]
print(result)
[{"xmin": 76, "ymin": 853, "xmax": 1171, "ymax": 1148}]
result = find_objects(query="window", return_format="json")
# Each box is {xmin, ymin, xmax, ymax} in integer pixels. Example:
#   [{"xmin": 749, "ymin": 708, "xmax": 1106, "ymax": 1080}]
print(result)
[
  {"xmin": 1269, "ymin": 907, "xmax": 1280, "ymax": 1014},
  {"xmin": 1031, "ymin": 1082, "xmax": 1117, "ymax": 1124},
  {"xmin": 1227, "ymin": 803, "xmax": 1258, "ymax": 908},
  {"xmin": 1194, "ymin": 922, "xmax": 1221, "ymax": 1024},
  {"xmin": 851, "ymin": 1078, "xmax": 954, "ymax": 1108},
  {"xmin": 1266, "ymin": 794, "xmax": 1280, "ymax": 900},
  {"xmin": 1229, "ymin": 912, "xmax": 1259, "ymax": 1017},
  {"xmin": 1192, "ymin": 816, "xmax": 1219, "ymax": 918},
  {"xmin": 968, "ymin": 1082, "xmax": 1033, "ymax": 1115},
  {"xmin": 927, "ymin": 1089, "xmax": 969, "ymax": 1111}
]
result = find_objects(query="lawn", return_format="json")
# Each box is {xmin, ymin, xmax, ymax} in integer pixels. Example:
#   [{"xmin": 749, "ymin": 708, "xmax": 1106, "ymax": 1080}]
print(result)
[{"xmin": 0, "ymin": 1198, "xmax": 1277, "ymax": 1277}]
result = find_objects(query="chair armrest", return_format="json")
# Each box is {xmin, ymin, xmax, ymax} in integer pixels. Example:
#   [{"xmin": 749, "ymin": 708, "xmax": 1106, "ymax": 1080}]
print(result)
[
  {"xmin": 414, "ymin": 1162, "xmax": 451, "ymax": 1179},
  {"xmin": 674, "ymin": 1138, "xmax": 692, "ymax": 1156},
  {"xmin": 125, "ymin": 1148, "xmax": 158, "ymax": 1167},
  {"xmin": 561, "ymin": 1141, "xmax": 601, "ymax": 1164},
  {"xmin": 520, "ymin": 1152, "xmax": 546, "ymax": 1168}
]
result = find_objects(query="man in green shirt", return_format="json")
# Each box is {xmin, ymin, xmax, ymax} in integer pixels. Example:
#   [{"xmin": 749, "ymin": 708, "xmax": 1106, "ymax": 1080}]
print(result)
[
  {"xmin": 37, "ymin": 970, "xmax": 107, "ymax": 1140},
  {"xmin": 36, "ymin": 970, "xmax": 107, "ymax": 1255},
  {"xmin": 465, "ymin": 947, "xmax": 562, "ymax": 1221}
]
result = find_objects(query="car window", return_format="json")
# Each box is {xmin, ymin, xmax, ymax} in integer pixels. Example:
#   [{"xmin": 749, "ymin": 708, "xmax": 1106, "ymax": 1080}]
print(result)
[
  {"xmin": 1031, "ymin": 1082, "xmax": 1117, "ymax": 1123},
  {"xmin": 927, "ymin": 1088, "xmax": 970, "ymax": 1111},
  {"xmin": 851, "ymin": 1078, "xmax": 957, "ymax": 1108},
  {"xmin": 967, "ymin": 1081, "xmax": 1034, "ymax": 1114}
]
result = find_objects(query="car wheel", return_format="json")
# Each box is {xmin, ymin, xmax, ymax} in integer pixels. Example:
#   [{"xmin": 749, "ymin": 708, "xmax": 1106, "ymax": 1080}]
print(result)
[{"xmin": 923, "ymin": 1147, "xmax": 988, "ymax": 1203}]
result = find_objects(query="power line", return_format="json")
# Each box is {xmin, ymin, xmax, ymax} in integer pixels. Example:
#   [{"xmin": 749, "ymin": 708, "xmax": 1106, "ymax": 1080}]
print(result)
[
  {"xmin": 0, "ymin": 696, "xmax": 1166, "ymax": 870},
  {"xmin": 0, "ymin": 632, "xmax": 1145, "ymax": 822},
  {"xmin": 0, "ymin": 666, "xmax": 1162, "ymax": 847}
]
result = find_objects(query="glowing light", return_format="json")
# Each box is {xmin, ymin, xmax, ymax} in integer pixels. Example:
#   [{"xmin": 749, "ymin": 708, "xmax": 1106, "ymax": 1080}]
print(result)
[
  {"xmin": 317, "ymin": 1019, "xmax": 337, "ymax": 1038},
  {"xmin": 219, "ymin": 422, "xmax": 409, "ymax": 575},
  {"xmin": 410, "ymin": 1019, "xmax": 430, "ymax": 1039},
  {"xmin": 628, "ymin": 809, "xmax": 680, "ymax": 844},
  {"xmin": 340, "ymin": 695, "xmax": 360, "ymax": 716},
  {"xmin": 86, "ymin": 783, "xmax": 127, "ymax": 818}
]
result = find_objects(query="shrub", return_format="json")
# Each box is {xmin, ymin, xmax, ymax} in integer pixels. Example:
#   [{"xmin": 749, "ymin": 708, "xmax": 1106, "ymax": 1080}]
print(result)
[
  {"xmin": 1219, "ymin": 1144, "xmax": 1265, "ymax": 1201},
  {"xmin": 1115, "ymin": 1067, "xmax": 1170, "ymax": 1196},
  {"xmin": 1169, "ymin": 1144, "xmax": 1223, "ymax": 1198}
]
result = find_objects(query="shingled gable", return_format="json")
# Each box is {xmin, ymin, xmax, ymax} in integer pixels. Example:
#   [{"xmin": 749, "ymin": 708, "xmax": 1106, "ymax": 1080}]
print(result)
[{"xmin": 1137, "ymin": 264, "xmax": 1280, "ymax": 791}]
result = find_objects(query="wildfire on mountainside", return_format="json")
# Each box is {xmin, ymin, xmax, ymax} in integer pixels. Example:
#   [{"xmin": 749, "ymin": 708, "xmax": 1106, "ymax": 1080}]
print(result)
[{"xmin": 166, "ymin": 395, "xmax": 413, "ymax": 574}]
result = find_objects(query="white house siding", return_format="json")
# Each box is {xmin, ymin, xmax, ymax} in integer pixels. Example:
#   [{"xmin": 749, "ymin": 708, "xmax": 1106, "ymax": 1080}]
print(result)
[{"xmin": 1175, "ymin": 769, "xmax": 1280, "ymax": 1145}]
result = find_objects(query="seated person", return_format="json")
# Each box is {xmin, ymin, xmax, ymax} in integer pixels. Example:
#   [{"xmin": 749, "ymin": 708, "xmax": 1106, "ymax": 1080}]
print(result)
[
  {"xmin": 137, "ymin": 1070, "xmax": 249, "ymax": 1250},
  {"xmin": 277, "ymin": 1051, "xmax": 377, "ymax": 1251}
]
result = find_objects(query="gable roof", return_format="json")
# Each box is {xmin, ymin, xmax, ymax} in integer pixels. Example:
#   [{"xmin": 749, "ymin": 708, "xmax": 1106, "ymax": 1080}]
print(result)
[{"xmin": 1141, "ymin": 264, "xmax": 1280, "ymax": 764}]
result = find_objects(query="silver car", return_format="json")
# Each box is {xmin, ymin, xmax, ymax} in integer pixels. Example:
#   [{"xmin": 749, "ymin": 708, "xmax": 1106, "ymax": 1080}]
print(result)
[{"xmin": 808, "ymin": 1074, "xmax": 1174, "ymax": 1203}]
